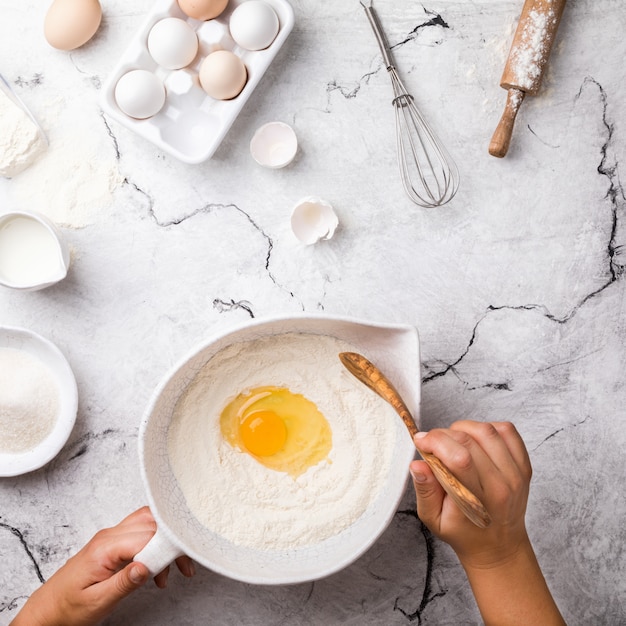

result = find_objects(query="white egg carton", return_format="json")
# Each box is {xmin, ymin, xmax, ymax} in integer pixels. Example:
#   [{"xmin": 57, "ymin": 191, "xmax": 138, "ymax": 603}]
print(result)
[{"xmin": 100, "ymin": 0, "xmax": 294, "ymax": 164}]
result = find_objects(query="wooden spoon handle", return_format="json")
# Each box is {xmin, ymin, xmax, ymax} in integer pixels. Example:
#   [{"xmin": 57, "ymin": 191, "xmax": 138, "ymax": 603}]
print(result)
[
  {"xmin": 338, "ymin": 352, "xmax": 491, "ymax": 528},
  {"xmin": 419, "ymin": 450, "xmax": 491, "ymax": 529}
]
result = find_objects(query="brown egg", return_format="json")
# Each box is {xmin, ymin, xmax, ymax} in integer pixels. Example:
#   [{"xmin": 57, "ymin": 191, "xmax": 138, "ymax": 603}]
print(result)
[
  {"xmin": 177, "ymin": 0, "xmax": 229, "ymax": 21},
  {"xmin": 44, "ymin": 0, "xmax": 102, "ymax": 51},
  {"xmin": 199, "ymin": 50, "xmax": 247, "ymax": 100}
]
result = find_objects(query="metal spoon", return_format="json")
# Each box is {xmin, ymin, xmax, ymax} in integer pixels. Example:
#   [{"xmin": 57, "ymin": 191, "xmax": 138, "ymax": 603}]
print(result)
[{"xmin": 339, "ymin": 351, "xmax": 491, "ymax": 529}]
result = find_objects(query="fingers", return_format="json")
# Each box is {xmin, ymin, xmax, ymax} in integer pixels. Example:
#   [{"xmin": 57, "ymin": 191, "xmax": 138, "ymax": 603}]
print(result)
[
  {"xmin": 117, "ymin": 562, "xmax": 150, "ymax": 592},
  {"xmin": 415, "ymin": 422, "xmax": 530, "ymax": 488},
  {"xmin": 414, "ymin": 421, "xmax": 532, "ymax": 522},
  {"xmin": 414, "ymin": 429, "xmax": 493, "ymax": 497},
  {"xmin": 115, "ymin": 506, "xmax": 155, "ymax": 529},
  {"xmin": 154, "ymin": 565, "xmax": 170, "ymax": 589},
  {"xmin": 99, "ymin": 508, "xmax": 196, "ymax": 588},
  {"xmin": 89, "ymin": 507, "xmax": 157, "ymax": 566},
  {"xmin": 451, "ymin": 420, "xmax": 531, "ymax": 480},
  {"xmin": 86, "ymin": 561, "xmax": 150, "ymax": 621},
  {"xmin": 175, "ymin": 555, "xmax": 196, "ymax": 578},
  {"xmin": 492, "ymin": 421, "xmax": 532, "ymax": 479},
  {"xmin": 152, "ymin": 556, "xmax": 196, "ymax": 589},
  {"xmin": 410, "ymin": 459, "xmax": 445, "ymax": 530}
]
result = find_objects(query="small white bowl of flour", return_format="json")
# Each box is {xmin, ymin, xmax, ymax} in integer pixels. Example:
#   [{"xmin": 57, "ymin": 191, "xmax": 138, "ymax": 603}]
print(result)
[
  {"xmin": 0, "ymin": 326, "xmax": 78, "ymax": 476},
  {"xmin": 135, "ymin": 314, "xmax": 420, "ymax": 585}
]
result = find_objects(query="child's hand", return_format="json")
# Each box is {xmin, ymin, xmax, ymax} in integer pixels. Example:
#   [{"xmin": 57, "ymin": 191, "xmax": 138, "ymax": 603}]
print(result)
[
  {"xmin": 410, "ymin": 421, "xmax": 565, "ymax": 625},
  {"xmin": 12, "ymin": 506, "xmax": 195, "ymax": 626},
  {"xmin": 410, "ymin": 420, "xmax": 532, "ymax": 570}
]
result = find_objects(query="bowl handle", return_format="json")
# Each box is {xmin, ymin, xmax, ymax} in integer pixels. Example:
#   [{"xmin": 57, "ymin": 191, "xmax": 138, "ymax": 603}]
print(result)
[{"xmin": 134, "ymin": 526, "xmax": 185, "ymax": 577}]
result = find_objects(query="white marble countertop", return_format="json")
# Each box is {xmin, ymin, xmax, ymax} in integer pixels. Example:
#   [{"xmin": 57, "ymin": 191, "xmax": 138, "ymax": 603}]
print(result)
[{"xmin": 1, "ymin": 0, "xmax": 625, "ymax": 624}]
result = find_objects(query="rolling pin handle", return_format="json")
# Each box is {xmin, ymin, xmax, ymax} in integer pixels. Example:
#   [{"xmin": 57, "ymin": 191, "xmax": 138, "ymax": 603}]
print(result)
[{"xmin": 489, "ymin": 88, "xmax": 526, "ymax": 158}]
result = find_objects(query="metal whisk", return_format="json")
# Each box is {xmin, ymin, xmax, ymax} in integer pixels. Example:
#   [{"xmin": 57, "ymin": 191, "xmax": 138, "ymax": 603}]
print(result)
[{"xmin": 361, "ymin": 1, "xmax": 459, "ymax": 208}]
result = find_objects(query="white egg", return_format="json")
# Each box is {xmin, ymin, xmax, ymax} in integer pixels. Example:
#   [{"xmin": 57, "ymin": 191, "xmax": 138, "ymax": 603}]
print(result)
[
  {"xmin": 147, "ymin": 17, "xmax": 199, "ymax": 70},
  {"xmin": 114, "ymin": 70, "xmax": 166, "ymax": 119},
  {"xmin": 229, "ymin": 1, "xmax": 279, "ymax": 51}
]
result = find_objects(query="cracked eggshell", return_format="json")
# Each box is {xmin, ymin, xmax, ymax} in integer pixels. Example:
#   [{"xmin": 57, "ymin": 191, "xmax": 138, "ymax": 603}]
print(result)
[
  {"xmin": 290, "ymin": 197, "xmax": 338, "ymax": 245},
  {"xmin": 250, "ymin": 122, "xmax": 297, "ymax": 168}
]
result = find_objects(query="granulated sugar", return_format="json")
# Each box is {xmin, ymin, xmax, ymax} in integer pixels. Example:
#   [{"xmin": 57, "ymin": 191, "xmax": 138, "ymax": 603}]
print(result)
[{"xmin": 0, "ymin": 347, "xmax": 59, "ymax": 453}]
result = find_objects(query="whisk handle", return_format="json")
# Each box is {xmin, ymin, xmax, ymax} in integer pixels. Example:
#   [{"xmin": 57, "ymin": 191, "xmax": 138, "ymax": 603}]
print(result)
[{"xmin": 361, "ymin": 3, "xmax": 395, "ymax": 69}]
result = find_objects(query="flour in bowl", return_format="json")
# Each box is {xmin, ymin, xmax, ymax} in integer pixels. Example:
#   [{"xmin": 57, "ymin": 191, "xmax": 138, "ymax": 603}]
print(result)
[{"xmin": 167, "ymin": 333, "xmax": 400, "ymax": 550}]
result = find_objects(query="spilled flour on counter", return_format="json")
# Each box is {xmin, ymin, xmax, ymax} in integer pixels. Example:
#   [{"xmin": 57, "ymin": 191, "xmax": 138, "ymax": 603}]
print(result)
[
  {"xmin": 167, "ymin": 333, "xmax": 399, "ymax": 550},
  {"xmin": 5, "ymin": 97, "xmax": 123, "ymax": 228}
]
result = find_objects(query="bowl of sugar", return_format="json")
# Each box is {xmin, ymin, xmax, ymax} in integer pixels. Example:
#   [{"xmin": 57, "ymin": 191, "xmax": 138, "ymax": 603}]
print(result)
[
  {"xmin": 0, "ymin": 326, "xmax": 78, "ymax": 476},
  {"xmin": 134, "ymin": 314, "xmax": 420, "ymax": 584},
  {"xmin": 0, "ymin": 211, "xmax": 70, "ymax": 291}
]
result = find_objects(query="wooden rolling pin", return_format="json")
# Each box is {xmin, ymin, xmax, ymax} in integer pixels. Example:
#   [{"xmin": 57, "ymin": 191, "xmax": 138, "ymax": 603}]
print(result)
[{"xmin": 489, "ymin": 0, "xmax": 567, "ymax": 158}]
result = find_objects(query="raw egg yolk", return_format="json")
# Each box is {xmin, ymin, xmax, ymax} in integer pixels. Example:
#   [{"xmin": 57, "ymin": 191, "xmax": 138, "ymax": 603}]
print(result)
[
  {"xmin": 239, "ymin": 410, "xmax": 287, "ymax": 456},
  {"xmin": 220, "ymin": 386, "xmax": 332, "ymax": 477}
]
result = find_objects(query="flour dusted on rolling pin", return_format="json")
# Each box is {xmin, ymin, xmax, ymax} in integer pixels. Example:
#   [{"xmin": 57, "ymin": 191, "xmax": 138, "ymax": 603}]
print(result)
[
  {"xmin": 502, "ymin": 0, "xmax": 566, "ymax": 94},
  {"xmin": 489, "ymin": 0, "xmax": 567, "ymax": 157}
]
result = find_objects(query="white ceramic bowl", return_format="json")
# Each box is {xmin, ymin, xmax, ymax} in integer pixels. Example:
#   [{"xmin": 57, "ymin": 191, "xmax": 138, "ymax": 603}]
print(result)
[
  {"xmin": 135, "ymin": 314, "xmax": 420, "ymax": 584},
  {"xmin": 0, "ymin": 327, "xmax": 78, "ymax": 476}
]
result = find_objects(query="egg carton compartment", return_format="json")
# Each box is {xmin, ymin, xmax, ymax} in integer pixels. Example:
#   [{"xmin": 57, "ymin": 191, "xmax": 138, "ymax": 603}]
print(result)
[{"xmin": 100, "ymin": 0, "xmax": 294, "ymax": 164}]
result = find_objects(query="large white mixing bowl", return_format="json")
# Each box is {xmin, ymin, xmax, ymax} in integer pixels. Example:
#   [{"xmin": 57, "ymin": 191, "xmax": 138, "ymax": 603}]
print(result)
[{"xmin": 135, "ymin": 314, "xmax": 420, "ymax": 584}]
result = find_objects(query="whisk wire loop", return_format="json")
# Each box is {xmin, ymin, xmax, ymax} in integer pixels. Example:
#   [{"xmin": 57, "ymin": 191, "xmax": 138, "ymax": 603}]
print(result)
[
  {"xmin": 362, "ymin": 2, "xmax": 459, "ymax": 208},
  {"xmin": 389, "ymin": 66, "xmax": 459, "ymax": 208}
]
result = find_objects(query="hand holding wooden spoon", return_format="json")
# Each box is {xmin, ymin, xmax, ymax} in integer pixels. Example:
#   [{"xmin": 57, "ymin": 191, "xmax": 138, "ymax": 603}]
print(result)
[{"xmin": 339, "ymin": 352, "xmax": 491, "ymax": 529}]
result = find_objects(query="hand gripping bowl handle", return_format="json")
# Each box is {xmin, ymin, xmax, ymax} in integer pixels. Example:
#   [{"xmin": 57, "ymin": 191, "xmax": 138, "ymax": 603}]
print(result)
[{"xmin": 134, "ymin": 526, "xmax": 184, "ymax": 577}]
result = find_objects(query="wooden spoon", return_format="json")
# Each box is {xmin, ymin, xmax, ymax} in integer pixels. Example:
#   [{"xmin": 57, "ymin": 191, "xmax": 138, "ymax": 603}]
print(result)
[{"xmin": 339, "ymin": 352, "xmax": 491, "ymax": 529}]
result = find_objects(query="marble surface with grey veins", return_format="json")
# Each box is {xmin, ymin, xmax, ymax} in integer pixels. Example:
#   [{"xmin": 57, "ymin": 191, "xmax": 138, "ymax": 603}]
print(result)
[{"xmin": 1, "ymin": 0, "xmax": 625, "ymax": 624}]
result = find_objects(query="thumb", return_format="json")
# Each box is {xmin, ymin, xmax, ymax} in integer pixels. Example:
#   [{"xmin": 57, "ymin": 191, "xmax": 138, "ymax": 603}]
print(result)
[
  {"xmin": 83, "ymin": 561, "xmax": 150, "ymax": 623},
  {"xmin": 410, "ymin": 460, "xmax": 445, "ymax": 529},
  {"xmin": 101, "ymin": 562, "xmax": 150, "ymax": 601}
]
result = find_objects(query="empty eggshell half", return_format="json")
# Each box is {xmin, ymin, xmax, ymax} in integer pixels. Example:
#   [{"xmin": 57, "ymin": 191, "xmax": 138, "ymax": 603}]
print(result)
[
  {"xmin": 291, "ymin": 197, "xmax": 339, "ymax": 245},
  {"xmin": 114, "ymin": 70, "xmax": 166, "ymax": 119},
  {"xmin": 177, "ymin": 0, "xmax": 229, "ymax": 21},
  {"xmin": 250, "ymin": 122, "xmax": 297, "ymax": 168},
  {"xmin": 148, "ymin": 18, "xmax": 198, "ymax": 70},
  {"xmin": 229, "ymin": 0, "xmax": 279, "ymax": 51},
  {"xmin": 199, "ymin": 50, "xmax": 247, "ymax": 100}
]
